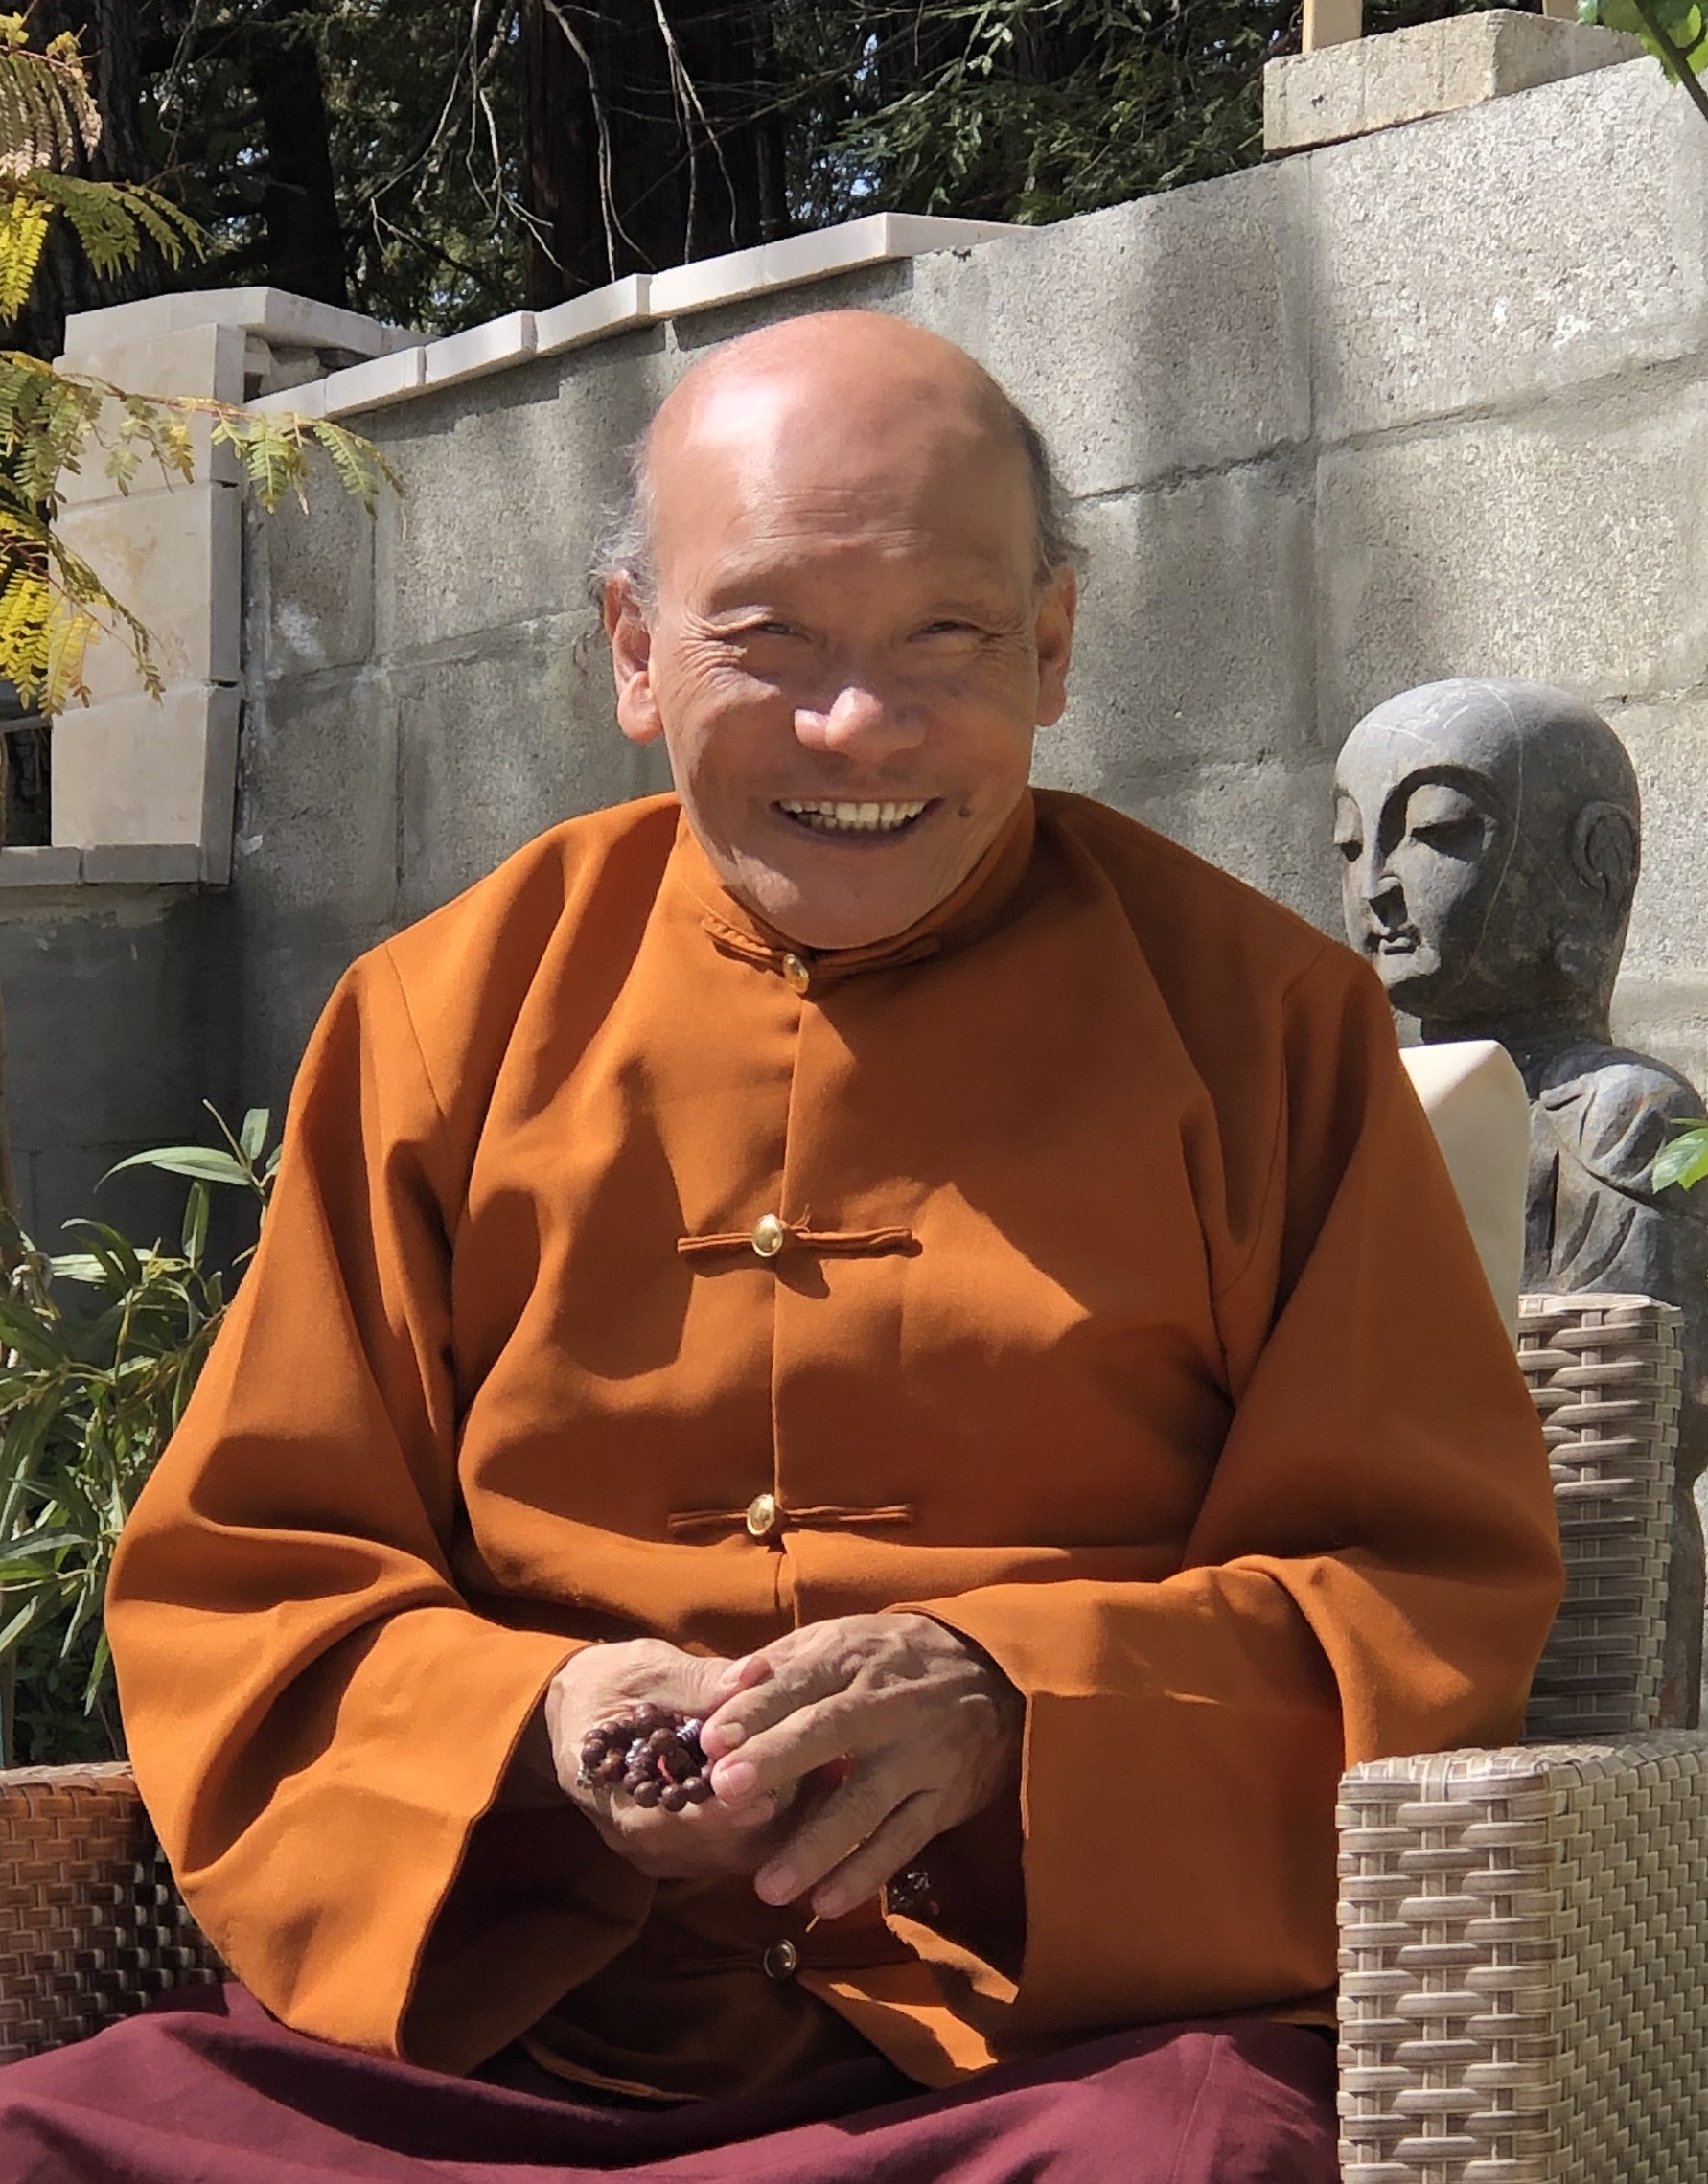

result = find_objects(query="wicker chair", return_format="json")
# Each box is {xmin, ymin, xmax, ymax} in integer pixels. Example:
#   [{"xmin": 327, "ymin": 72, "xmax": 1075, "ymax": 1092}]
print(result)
[
  {"xmin": 3, "ymin": 1293, "xmax": 1703, "ymax": 2183},
  {"xmin": 1339, "ymin": 1292, "xmax": 1708, "ymax": 2184}
]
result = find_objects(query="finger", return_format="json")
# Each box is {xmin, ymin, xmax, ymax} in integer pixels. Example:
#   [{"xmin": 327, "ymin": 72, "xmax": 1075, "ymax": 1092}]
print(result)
[
  {"xmin": 708, "ymin": 1688, "xmax": 880, "ymax": 1808},
  {"xmin": 699, "ymin": 1650, "xmax": 829, "ymax": 1761},
  {"xmin": 714, "ymin": 1654, "xmax": 764, "ymax": 1696},
  {"xmin": 799, "ymin": 1792, "xmax": 941, "ymax": 1922},
  {"xmin": 750, "ymin": 1749, "xmax": 917, "ymax": 1906}
]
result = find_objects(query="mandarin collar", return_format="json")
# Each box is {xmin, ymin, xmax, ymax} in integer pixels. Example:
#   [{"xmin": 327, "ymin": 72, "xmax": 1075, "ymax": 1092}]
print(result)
[{"xmin": 665, "ymin": 792, "xmax": 1039, "ymax": 989}]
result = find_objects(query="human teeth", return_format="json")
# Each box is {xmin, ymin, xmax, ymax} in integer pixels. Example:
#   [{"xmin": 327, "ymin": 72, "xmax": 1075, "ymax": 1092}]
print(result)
[{"xmin": 777, "ymin": 798, "xmax": 929, "ymax": 833}]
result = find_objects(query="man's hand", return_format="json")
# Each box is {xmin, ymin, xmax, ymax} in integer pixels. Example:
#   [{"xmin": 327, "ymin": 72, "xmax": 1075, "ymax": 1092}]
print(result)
[
  {"xmin": 698, "ymin": 1613, "xmax": 1023, "ymax": 1921},
  {"xmin": 545, "ymin": 1639, "xmax": 791, "ymax": 1880}
]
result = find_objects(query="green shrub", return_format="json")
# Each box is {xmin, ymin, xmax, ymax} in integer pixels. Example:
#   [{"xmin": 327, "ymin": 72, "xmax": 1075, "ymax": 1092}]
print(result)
[{"xmin": 0, "ymin": 1107, "xmax": 275, "ymax": 1767}]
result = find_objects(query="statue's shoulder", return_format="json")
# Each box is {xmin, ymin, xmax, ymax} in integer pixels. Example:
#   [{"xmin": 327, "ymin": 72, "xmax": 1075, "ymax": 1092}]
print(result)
[{"xmin": 1536, "ymin": 1044, "xmax": 1708, "ymax": 1201}]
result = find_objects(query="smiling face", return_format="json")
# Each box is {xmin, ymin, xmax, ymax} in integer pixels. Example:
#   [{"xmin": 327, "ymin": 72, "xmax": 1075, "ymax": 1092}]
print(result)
[
  {"xmin": 604, "ymin": 315, "xmax": 1076, "ymax": 951},
  {"xmin": 1333, "ymin": 719, "xmax": 1518, "ymax": 1020}
]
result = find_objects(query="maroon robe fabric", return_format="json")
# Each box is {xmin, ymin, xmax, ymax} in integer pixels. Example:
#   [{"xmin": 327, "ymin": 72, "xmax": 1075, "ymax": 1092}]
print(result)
[{"xmin": 0, "ymin": 1984, "xmax": 1335, "ymax": 2182}]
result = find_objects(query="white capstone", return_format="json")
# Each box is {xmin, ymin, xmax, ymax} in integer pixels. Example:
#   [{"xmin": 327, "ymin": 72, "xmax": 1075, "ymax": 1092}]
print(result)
[
  {"xmin": 318, "ymin": 344, "xmax": 430, "ymax": 419},
  {"xmin": 63, "ymin": 287, "xmax": 404, "ymax": 363},
  {"xmin": 249, "ymin": 375, "xmax": 332, "ymax": 421},
  {"xmin": 647, "ymin": 214, "xmax": 1017, "ymax": 319},
  {"xmin": 421, "ymin": 310, "xmax": 538, "ymax": 391},
  {"xmin": 533, "ymin": 276, "xmax": 654, "ymax": 357}
]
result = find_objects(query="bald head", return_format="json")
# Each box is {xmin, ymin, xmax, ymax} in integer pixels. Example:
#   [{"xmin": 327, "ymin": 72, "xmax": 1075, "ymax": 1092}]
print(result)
[{"xmin": 594, "ymin": 311, "xmax": 1075, "ymax": 604}]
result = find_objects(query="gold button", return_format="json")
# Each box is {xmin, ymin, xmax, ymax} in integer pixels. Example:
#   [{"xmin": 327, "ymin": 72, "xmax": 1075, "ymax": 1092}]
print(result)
[
  {"xmin": 781, "ymin": 953, "xmax": 811, "ymax": 997},
  {"xmin": 746, "ymin": 1492, "xmax": 781, "ymax": 1540},
  {"xmin": 762, "ymin": 1940, "xmax": 799, "ymax": 1981},
  {"xmin": 750, "ymin": 1212, "xmax": 786, "ymax": 1258}
]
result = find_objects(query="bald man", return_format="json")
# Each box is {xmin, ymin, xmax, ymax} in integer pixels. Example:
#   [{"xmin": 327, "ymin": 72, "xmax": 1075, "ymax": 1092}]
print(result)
[{"xmin": 0, "ymin": 313, "xmax": 1561, "ymax": 2183}]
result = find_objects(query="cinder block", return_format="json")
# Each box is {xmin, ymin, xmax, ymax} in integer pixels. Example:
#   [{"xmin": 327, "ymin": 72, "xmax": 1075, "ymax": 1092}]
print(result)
[
  {"xmin": 1066, "ymin": 755, "xmax": 1342, "ymax": 936},
  {"xmin": 534, "ymin": 277, "xmax": 654, "ymax": 358},
  {"xmin": 57, "ymin": 480, "xmax": 241, "ymax": 703},
  {"xmin": 319, "ymin": 343, "xmax": 428, "ymax": 418},
  {"xmin": 1048, "ymin": 472, "xmax": 1316, "ymax": 798},
  {"xmin": 0, "ymin": 846, "xmax": 81, "ymax": 886},
  {"xmin": 376, "ymin": 338, "xmax": 673, "ymax": 655},
  {"xmin": 81, "ymin": 845, "xmax": 202, "ymax": 884},
  {"xmin": 422, "ymin": 310, "xmax": 538, "ymax": 390},
  {"xmin": 909, "ymin": 161, "xmax": 1311, "ymax": 497},
  {"xmin": 244, "ymin": 484, "xmax": 375, "ymax": 677},
  {"xmin": 52, "ymin": 683, "xmax": 240, "ymax": 870},
  {"xmin": 1316, "ymin": 387, "xmax": 1708, "ymax": 740},
  {"xmin": 235, "ymin": 667, "xmax": 398, "ymax": 926},
  {"xmin": 394, "ymin": 624, "xmax": 667, "ymax": 924},
  {"xmin": 1310, "ymin": 58, "xmax": 1708, "ymax": 440},
  {"xmin": 1610, "ymin": 974, "xmax": 1708, "ymax": 1101},
  {"xmin": 1264, "ymin": 9, "xmax": 1641, "ymax": 154},
  {"xmin": 1605, "ymin": 698, "xmax": 1708, "ymax": 986},
  {"xmin": 57, "ymin": 322, "xmax": 246, "ymax": 499}
]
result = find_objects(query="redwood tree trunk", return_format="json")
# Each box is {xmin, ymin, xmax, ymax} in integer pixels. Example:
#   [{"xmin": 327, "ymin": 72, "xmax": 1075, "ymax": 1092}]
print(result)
[
  {"xmin": 519, "ymin": 0, "xmax": 785, "ymax": 307},
  {"xmin": 248, "ymin": 0, "xmax": 350, "ymax": 310},
  {"xmin": 12, "ymin": 0, "xmax": 148, "ymax": 360}
]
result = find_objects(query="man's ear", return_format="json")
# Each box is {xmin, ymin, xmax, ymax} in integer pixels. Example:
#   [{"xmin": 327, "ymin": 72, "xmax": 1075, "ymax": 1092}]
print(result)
[
  {"xmin": 1033, "ymin": 565, "xmax": 1077, "ymax": 728},
  {"xmin": 606, "ymin": 573, "xmax": 663, "ymax": 746}
]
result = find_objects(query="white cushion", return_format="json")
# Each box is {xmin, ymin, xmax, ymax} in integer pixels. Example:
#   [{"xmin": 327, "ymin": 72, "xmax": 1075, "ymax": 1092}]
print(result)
[{"xmin": 1401, "ymin": 1040, "xmax": 1530, "ymax": 1333}]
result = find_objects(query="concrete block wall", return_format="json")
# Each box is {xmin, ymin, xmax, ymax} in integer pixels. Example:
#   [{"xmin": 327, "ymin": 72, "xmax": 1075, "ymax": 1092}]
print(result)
[{"xmin": 12, "ymin": 33, "xmax": 1708, "ymax": 1240}]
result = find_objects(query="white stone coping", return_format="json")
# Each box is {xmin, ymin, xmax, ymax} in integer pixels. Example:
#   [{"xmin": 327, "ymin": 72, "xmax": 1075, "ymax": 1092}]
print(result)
[
  {"xmin": 0, "ymin": 843, "xmax": 203, "ymax": 888},
  {"xmin": 249, "ymin": 214, "xmax": 1019, "ymax": 422},
  {"xmin": 62, "ymin": 286, "xmax": 419, "ymax": 365}
]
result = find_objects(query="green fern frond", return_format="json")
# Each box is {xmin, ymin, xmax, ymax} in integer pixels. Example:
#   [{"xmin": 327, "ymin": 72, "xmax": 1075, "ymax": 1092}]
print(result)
[
  {"xmin": 307, "ymin": 421, "xmax": 402, "ymax": 515},
  {"xmin": 219, "ymin": 416, "xmax": 309, "ymax": 513},
  {"xmin": 36, "ymin": 176, "xmax": 202, "ymax": 279},
  {"xmin": 0, "ymin": 186, "xmax": 50, "ymax": 320},
  {"xmin": 120, "ymin": 187, "xmax": 201, "ymax": 267},
  {"xmin": 0, "ymin": 23, "xmax": 100, "ymax": 179}
]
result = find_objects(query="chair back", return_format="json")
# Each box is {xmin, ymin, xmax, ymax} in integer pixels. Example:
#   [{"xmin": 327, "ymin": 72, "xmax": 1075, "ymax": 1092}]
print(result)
[{"xmin": 1517, "ymin": 1292, "xmax": 1680, "ymax": 1741}]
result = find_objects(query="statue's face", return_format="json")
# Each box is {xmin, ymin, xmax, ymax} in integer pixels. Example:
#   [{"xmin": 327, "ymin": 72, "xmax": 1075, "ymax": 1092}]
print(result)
[{"xmin": 1333, "ymin": 722, "xmax": 1517, "ymax": 1018}]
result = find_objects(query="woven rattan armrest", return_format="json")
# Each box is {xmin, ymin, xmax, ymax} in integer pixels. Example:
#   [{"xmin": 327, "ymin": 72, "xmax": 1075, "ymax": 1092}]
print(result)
[
  {"xmin": 0, "ymin": 1761, "xmax": 219, "ymax": 2065},
  {"xmin": 1337, "ymin": 1732, "xmax": 1708, "ymax": 2184}
]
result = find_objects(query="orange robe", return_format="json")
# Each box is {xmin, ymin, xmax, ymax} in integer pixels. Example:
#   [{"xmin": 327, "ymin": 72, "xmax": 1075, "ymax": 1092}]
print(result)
[{"xmin": 106, "ymin": 788, "xmax": 1563, "ymax": 2099}]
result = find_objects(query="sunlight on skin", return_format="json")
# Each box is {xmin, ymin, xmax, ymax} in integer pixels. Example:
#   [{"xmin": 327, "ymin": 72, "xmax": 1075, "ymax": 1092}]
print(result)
[{"xmin": 604, "ymin": 310, "xmax": 1077, "ymax": 952}]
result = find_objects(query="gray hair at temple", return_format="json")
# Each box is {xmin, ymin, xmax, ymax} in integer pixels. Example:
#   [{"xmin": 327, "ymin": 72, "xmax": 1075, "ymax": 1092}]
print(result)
[{"xmin": 588, "ymin": 392, "xmax": 1083, "ymax": 613}]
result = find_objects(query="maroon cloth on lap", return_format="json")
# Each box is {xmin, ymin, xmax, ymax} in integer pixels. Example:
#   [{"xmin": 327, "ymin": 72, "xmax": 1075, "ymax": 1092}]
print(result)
[{"xmin": 0, "ymin": 1982, "xmax": 1337, "ymax": 2183}]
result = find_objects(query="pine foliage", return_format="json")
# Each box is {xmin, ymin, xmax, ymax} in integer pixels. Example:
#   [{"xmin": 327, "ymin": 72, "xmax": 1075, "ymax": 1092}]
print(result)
[{"xmin": 0, "ymin": 12, "xmax": 396, "ymax": 713}]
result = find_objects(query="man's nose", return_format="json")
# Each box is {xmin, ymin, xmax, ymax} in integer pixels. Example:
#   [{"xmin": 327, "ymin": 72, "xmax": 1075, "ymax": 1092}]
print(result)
[{"xmin": 794, "ymin": 680, "xmax": 925, "ymax": 758}]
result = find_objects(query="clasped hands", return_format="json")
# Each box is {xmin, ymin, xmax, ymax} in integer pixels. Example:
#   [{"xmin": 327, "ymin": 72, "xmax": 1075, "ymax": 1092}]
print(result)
[{"xmin": 543, "ymin": 1614, "xmax": 1022, "ymax": 1921}]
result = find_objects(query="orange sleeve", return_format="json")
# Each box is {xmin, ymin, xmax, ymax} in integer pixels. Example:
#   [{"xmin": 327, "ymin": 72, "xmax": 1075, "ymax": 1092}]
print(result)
[
  {"xmin": 911, "ymin": 953, "xmax": 1564, "ymax": 2043},
  {"xmin": 104, "ymin": 946, "xmax": 654, "ymax": 2071}
]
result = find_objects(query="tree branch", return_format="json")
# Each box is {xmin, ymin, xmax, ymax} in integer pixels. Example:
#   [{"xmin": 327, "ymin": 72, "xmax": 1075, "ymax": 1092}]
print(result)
[{"xmin": 1629, "ymin": 0, "xmax": 1708, "ymax": 127}]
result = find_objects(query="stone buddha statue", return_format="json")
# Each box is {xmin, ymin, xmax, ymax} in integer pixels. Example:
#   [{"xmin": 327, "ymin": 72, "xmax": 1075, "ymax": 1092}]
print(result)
[{"xmin": 1333, "ymin": 676, "xmax": 1708, "ymax": 1723}]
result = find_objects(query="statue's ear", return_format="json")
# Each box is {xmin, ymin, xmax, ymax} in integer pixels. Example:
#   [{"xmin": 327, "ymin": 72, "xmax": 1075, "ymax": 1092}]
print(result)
[{"xmin": 1571, "ymin": 801, "xmax": 1639, "ymax": 916}]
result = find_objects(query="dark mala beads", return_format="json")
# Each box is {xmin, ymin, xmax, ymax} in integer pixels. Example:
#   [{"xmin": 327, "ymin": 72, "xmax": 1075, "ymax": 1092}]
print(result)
[{"xmin": 577, "ymin": 1705, "xmax": 716, "ymax": 1812}]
